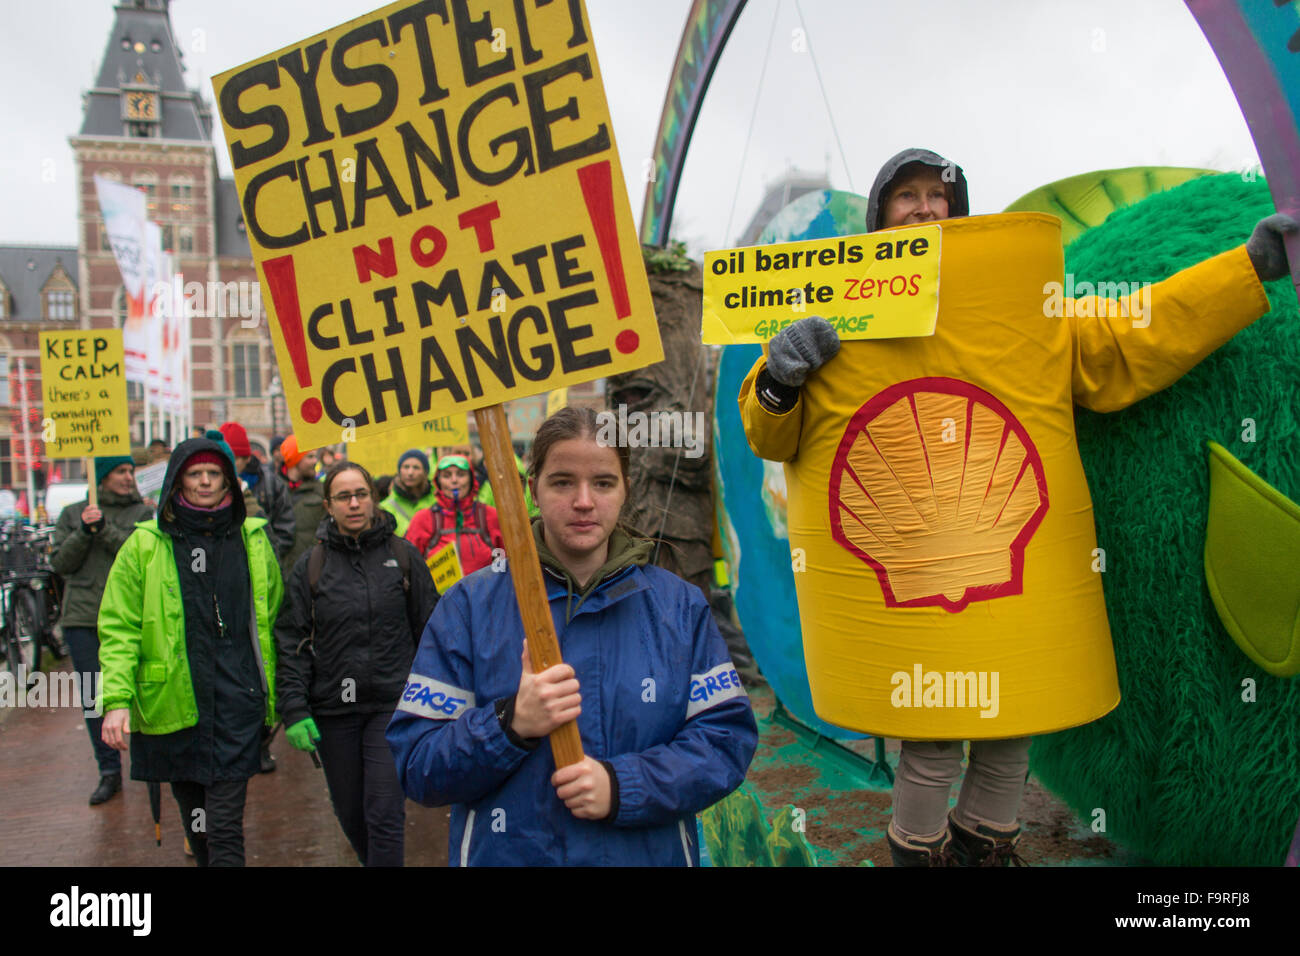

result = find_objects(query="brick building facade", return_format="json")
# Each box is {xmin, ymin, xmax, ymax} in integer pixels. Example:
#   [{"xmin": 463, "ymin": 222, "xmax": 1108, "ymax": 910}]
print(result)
[
  {"xmin": 0, "ymin": 0, "xmax": 284, "ymax": 502},
  {"xmin": 0, "ymin": 0, "xmax": 605, "ymax": 506}
]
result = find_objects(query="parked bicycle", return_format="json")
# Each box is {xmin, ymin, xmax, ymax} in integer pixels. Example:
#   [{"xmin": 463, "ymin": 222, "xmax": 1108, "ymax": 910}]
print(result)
[{"xmin": 0, "ymin": 522, "xmax": 61, "ymax": 684}]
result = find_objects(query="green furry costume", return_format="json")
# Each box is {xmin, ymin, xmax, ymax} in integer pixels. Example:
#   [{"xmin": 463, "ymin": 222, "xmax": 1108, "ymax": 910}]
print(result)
[{"xmin": 1029, "ymin": 173, "xmax": 1300, "ymax": 865}]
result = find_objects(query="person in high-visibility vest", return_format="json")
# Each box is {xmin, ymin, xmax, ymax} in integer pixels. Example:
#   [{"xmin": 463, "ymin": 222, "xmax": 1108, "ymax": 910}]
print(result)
[{"xmin": 378, "ymin": 449, "xmax": 435, "ymax": 536}]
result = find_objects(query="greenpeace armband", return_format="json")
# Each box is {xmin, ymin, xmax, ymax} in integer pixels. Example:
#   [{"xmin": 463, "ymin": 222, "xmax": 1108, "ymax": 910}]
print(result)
[
  {"xmin": 686, "ymin": 662, "xmax": 747, "ymax": 718},
  {"xmin": 397, "ymin": 673, "xmax": 475, "ymax": 720},
  {"xmin": 754, "ymin": 367, "xmax": 800, "ymax": 414}
]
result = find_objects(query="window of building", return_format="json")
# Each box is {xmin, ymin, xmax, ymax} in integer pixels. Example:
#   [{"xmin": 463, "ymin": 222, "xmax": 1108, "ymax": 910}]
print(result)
[
  {"xmin": 232, "ymin": 342, "xmax": 261, "ymax": 398},
  {"xmin": 170, "ymin": 179, "xmax": 193, "ymax": 215},
  {"xmin": 0, "ymin": 354, "xmax": 9, "ymax": 405},
  {"xmin": 161, "ymin": 224, "xmax": 173, "ymax": 252},
  {"xmin": 133, "ymin": 177, "xmax": 157, "ymax": 214},
  {"xmin": 0, "ymin": 438, "xmax": 10, "ymax": 488},
  {"xmin": 179, "ymin": 227, "xmax": 194, "ymax": 254},
  {"xmin": 45, "ymin": 290, "xmax": 75, "ymax": 320}
]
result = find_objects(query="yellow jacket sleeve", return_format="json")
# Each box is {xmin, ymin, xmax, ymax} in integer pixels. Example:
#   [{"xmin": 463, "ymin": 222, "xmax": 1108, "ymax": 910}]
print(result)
[
  {"xmin": 1070, "ymin": 246, "xmax": 1270, "ymax": 412},
  {"xmin": 737, "ymin": 355, "xmax": 805, "ymax": 462}
]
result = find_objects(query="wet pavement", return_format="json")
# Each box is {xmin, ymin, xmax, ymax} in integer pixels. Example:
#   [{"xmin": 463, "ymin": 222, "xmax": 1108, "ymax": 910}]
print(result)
[{"xmin": 0, "ymin": 659, "xmax": 449, "ymax": 867}]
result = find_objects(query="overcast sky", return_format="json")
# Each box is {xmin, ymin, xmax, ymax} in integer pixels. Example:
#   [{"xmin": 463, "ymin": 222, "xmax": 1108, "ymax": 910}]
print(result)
[{"xmin": 0, "ymin": 0, "xmax": 1261, "ymax": 258}]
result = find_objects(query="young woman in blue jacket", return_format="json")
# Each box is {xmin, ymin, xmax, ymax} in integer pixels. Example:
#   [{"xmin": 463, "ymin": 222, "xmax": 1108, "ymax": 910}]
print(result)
[{"xmin": 387, "ymin": 407, "xmax": 757, "ymax": 865}]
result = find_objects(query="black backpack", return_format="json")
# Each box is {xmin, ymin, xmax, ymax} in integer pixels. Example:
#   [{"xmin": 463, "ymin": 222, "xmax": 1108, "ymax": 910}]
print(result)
[
  {"xmin": 292, "ymin": 539, "xmax": 414, "ymax": 659},
  {"xmin": 307, "ymin": 538, "xmax": 411, "ymax": 597}
]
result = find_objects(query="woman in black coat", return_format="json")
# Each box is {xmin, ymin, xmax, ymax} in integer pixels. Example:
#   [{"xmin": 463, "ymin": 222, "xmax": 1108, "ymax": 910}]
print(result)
[{"xmin": 274, "ymin": 461, "xmax": 436, "ymax": 866}]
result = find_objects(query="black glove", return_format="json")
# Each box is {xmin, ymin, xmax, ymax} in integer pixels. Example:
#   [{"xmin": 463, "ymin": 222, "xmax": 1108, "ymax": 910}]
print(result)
[
  {"xmin": 1246, "ymin": 213, "xmax": 1299, "ymax": 282},
  {"xmin": 766, "ymin": 316, "xmax": 841, "ymax": 387}
]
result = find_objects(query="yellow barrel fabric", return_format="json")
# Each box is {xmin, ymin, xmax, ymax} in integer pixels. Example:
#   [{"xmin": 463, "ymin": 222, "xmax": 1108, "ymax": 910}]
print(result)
[{"xmin": 774, "ymin": 213, "xmax": 1118, "ymax": 739}]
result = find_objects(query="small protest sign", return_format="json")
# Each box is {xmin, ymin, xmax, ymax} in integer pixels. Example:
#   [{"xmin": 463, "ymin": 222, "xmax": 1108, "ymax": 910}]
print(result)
[
  {"xmin": 134, "ymin": 460, "xmax": 169, "ymax": 502},
  {"xmin": 39, "ymin": 331, "xmax": 132, "ymax": 458},
  {"xmin": 212, "ymin": 0, "xmax": 662, "ymax": 448},
  {"xmin": 426, "ymin": 540, "xmax": 463, "ymax": 591},
  {"xmin": 702, "ymin": 225, "xmax": 942, "ymax": 344}
]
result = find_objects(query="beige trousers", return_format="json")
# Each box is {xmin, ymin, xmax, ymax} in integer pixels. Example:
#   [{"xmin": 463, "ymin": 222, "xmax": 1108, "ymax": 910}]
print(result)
[{"xmin": 890, "ymin": 737, "xmax": 1031, "ymax": 839}]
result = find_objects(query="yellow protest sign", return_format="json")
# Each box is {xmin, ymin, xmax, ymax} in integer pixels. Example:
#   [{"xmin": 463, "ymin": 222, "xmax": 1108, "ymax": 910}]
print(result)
[
  {"xmin": 427, "ymin": 540, "xmax": 463, "ymax": 592},
  {"xmin": 702, "ymin": 225, "xmax": 942, "ymax": 344},
  {"xmin": 546, "ymin": 387, "xmax": 567, "ymax": 417},
  {"xmin": 39, "ymin": 330, "xmax": 132, "ymax": 458},
  {"xmin": 347, "ymin": 413, "xmax": 468, "ymax": 476},
  {"xmin": 212, "ymin": 0, "xmax": 662, "ymax": 449}
]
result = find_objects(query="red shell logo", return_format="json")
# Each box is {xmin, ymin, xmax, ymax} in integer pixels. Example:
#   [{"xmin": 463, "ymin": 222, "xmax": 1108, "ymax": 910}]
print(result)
[{"xmin": 828, "ymin": 377, "xmax": 1049, "ymax": 613}]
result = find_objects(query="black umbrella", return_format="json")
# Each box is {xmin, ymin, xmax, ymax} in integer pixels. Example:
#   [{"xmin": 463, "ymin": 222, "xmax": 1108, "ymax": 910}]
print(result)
[
  {"xmin": 269, "ymin": 718, "xmax": 322, "ymax": 768},
  {"xmin": 148, "ymin": 781, "xmax": 161, "ymax": 846}
]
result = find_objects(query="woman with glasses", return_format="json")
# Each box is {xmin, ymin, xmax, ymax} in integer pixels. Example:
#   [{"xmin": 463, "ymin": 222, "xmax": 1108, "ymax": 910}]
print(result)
[{"xmin": 274, "ymin": 461, "xmax": 436, "ymax": 866}]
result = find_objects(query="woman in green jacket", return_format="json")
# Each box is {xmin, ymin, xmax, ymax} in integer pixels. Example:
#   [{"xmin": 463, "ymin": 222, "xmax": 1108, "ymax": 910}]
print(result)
[{"xmin": 99, "ymin": 434, "xmax": 282, "ymax": 867}]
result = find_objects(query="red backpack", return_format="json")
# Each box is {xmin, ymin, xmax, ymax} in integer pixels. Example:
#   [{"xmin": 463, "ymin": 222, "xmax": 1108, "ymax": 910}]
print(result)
[{"xmin": 422, "ymin": 501, "xmax": 493, "ymax": 559}]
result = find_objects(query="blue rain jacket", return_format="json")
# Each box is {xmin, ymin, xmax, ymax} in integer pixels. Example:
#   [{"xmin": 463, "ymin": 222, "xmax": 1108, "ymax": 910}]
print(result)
[{"xmin": 386, "ymin": 535, "xmax": 757, "ymax": 866}]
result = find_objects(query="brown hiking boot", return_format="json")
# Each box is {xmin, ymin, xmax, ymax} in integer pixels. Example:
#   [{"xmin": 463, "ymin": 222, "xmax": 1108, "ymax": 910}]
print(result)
[
  {"xmin": 886, "ymin": 819, "xmax": 955, "ymax": 867},
  {"xmin": 947, "ymin": 813, "xmax": 1028, "ymax": 866}
]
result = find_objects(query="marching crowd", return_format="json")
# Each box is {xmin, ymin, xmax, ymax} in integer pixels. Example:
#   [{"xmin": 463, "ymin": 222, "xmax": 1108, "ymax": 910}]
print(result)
[
  {"xmin": 42, "ymin": 146, "xmax": 1297, "ymax": 869},
  {"xmin": 54, "ymin": 409, "xmax": 756, "ymax": 867}
]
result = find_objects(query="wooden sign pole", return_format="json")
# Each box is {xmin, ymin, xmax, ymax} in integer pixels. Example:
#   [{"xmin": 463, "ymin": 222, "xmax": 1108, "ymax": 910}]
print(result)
[
  {"xmin": 476, "ymin": 402, "xmax": 584, "ymax": 768},
  {"xmin": 85, "ymin": 457, "xmax": 98, "ymax": 509}
]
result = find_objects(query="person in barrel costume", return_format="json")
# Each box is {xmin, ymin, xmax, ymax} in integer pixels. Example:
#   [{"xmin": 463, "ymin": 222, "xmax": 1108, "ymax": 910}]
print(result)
[{"xmin": 739, "ymin": 147, "xmax": 1296, "ymax": 866}]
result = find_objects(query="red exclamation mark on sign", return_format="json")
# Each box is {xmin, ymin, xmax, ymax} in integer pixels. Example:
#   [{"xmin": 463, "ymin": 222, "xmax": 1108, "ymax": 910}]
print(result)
[
  {"xmin": 577, "ymin": 160, "xmax": 637, "ymax": 355},
  {"xmin": 262, "ymin": 254, "xmax": 324, "ymax": 423}
]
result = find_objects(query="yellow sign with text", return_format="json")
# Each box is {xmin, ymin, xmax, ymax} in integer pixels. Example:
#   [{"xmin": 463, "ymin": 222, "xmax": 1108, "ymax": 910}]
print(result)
[
  {"xmin": 427, "ymin": 540, "xmax": 464, "ymax": 591},
  {"xmin": 39, "ymin": 330, "xmax": 132, "ymax": 458},
  {"xmin": 212, "ymin": 0, "xmax": 662, "ymax": 449},
  {"xmin": 702, "ymin": 225, "xmax": 942, "ymax": 344},
  {"xmin": 346, "ymin": 413, "xmax": 468, "ymax": 477},
  {"xmin": 545, "ymin": 387, "xmax": 568, "ymax": 417}
]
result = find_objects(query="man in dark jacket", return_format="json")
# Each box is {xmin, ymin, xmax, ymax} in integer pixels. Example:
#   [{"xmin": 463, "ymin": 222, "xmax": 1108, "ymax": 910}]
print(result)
[
  {"xmin": 219, "ymin": 421, "xmax": 295, "ymax": 561},
  {"xmin": 277, "ymin": 434, "xmax": 324, "ymax": 578},
  {"xmin": 50, "ymin": 456, "xmax": 154, "ymax": 805}
]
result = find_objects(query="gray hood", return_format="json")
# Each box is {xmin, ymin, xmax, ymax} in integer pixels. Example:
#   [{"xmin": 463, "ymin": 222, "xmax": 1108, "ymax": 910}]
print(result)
[{"xmin": 865, "ymin": 147, "xmax": 970, "ymax": 232}]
